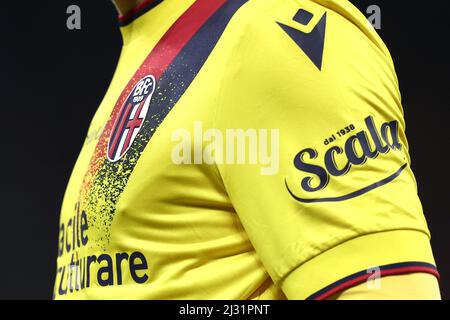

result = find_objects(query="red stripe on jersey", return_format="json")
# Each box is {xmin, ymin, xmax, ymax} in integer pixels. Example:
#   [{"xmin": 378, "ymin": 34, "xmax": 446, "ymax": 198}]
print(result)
[
  {"xmin": 81, "ymin": 0, "xmax": 227, "ymax": 198},
  {"xmin": 313, "ymin": 265, "xmax": 440, "ymax": 300}
]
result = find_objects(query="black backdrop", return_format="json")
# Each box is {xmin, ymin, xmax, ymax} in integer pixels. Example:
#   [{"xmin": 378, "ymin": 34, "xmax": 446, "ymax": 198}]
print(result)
[{"xmin": 0, "ymin": 1, "xmax": 448, "ymax": 300}]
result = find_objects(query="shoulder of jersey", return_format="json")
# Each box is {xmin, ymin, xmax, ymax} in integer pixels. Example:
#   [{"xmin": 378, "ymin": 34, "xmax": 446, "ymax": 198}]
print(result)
[{"xmin": 221, "ymin": 0, "xmax": 328, "ymax": 71}]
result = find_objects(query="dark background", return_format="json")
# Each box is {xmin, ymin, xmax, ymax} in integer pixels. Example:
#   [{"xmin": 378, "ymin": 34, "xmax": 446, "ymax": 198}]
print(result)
[{"xmin": 0, "ymin": 1, "xmax": 448, "ymax": 299}]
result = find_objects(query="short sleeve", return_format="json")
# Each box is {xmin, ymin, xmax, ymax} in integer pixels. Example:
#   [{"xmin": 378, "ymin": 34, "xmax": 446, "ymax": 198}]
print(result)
[{"xmin": 212, "ymin": 6, "xmax": 438, "ymax": 299}]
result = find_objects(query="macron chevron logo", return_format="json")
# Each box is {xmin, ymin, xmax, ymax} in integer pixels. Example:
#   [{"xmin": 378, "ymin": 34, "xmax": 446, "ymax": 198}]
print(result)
[{"xmin": 277, "ymin": 9, "xmax": 327, "ymax": 70}]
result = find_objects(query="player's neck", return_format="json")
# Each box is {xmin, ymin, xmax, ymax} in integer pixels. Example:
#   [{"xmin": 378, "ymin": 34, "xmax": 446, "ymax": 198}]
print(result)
[{"xmin": 113, "ymin": 0, "xmax": 148, "ymax": 16}]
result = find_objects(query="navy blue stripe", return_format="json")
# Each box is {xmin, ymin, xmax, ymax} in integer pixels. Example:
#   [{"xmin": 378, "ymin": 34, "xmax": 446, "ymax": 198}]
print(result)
[
  {"xmin": 134, "ymin": 0, "xmax": 249, "ymax": 150},
  {"xmin": 91, "ymin": 0, "xmax": 249, "ymax": 248},
  {"xmin": 306, "ymin": 262, "xmax": 438, "ymax": 300},
  {"xmin": 119, "ymin": 0, "xmax": 165, "ymax": 27},
  {"xmin": 286, "ymin": 163, "xmax": 408, "ymax": 204}
]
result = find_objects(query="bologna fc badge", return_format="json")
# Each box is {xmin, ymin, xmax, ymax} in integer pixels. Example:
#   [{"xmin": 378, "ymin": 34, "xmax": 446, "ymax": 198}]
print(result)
[{"xmin": 107, "ymin": 75, "xmax": 156, "ymax": 162}]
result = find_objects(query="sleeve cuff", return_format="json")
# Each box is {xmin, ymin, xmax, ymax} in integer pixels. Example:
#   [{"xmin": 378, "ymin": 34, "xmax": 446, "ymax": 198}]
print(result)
[{"xmin": 279, "ymin": 230, "xmax": 439, "ymax": 300}]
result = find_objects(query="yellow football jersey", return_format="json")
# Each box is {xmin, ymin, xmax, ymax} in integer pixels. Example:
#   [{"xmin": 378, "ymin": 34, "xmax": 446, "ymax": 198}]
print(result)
[{"xmin": 54, "ymin": 0, "xmax": 439, "ymax": 300}]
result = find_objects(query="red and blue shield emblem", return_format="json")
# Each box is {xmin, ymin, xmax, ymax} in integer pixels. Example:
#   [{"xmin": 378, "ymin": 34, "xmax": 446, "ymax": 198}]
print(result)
[{"xmin": 107, "ymin": 75, "xmax": 156, "ymax": 162}]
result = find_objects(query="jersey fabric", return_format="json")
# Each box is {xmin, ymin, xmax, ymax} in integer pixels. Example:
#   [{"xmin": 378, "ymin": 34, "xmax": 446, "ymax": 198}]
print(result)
[
  {"xmin": 54, "ymin": 0, "xmax": 439, "ymax": 300},
  {"xmin": 330, "ymin": 273, "xmax": 441, "ymax": 300}
]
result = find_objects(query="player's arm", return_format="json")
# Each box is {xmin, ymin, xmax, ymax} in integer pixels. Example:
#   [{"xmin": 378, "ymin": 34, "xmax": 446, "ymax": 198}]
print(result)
[{"xmin": 213, "ymin": 2, "xmax": 440, "ymax": 300}]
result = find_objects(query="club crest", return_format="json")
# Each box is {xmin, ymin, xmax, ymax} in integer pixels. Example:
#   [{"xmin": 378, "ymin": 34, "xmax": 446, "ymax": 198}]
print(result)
[{"xmin": 107, "ymin": 75, "xmax": 156, "ymax": 162}]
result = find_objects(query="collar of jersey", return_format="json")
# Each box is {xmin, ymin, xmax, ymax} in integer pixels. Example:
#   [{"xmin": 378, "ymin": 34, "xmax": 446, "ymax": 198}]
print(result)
[
  {"xmin": 118, "ymin": 0, "xmax": 166, "ymax": 27},
  {"xmin": 119, "ymin": 0, "xmax": 195, "ymax": 46}
]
